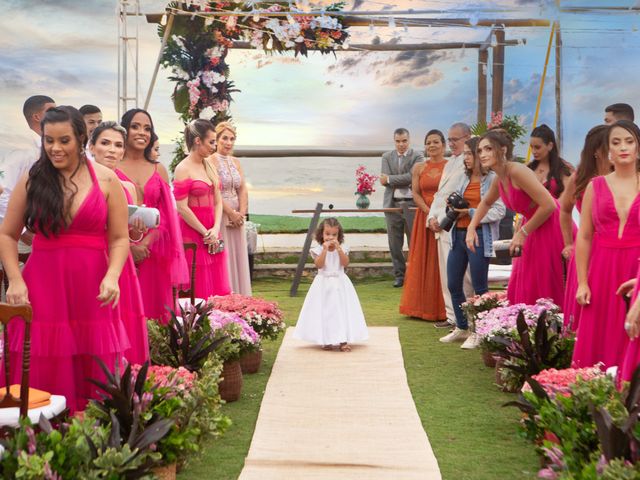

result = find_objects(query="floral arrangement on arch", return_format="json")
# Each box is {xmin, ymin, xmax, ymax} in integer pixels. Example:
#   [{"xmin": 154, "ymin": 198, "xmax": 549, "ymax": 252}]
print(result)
[
  {"xmin": 208, "ymin": 293, "xmax": 286, "ymax": 341},
  {"xmin": 355, "ymin": 165, "xmax": 378, "ymax": 196},
  {"xmin": 161, "ymin": 1, "xmax": 350, "ymax": 171},
  {"xmin": 471, "ymin": 111, "xmax": 528, "ymax": 144}
]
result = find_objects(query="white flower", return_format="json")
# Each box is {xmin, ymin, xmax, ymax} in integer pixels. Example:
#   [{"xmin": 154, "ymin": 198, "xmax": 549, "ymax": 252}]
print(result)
[
  {"xmin": 201, "ymin": 70, "xmax": 225, "ymax": 89},
  {"xmin": 171, "ymin": 67, "xmax": 190, "ymax": 81},
  {"xmin": 172, "ymin": 35, "xmax": 186, "ymax": 49},
  {"xmin": 199, "ymin": 107, "xmax": 215, "ymax": 119}
]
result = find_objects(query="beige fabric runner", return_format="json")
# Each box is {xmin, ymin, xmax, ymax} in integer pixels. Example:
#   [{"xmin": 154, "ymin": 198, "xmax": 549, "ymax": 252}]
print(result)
[{"xmin": 239, "ymin": 327, "xmax": 442, "ymax": 479}]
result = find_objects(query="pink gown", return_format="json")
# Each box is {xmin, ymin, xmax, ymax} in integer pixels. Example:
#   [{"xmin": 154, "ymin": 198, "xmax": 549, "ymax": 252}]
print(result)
[
  {"xmin": 620, "ymin": 278, "xmax": 640, "ymax": 382},
  {"xmin": 119, "ymin": 186, "xmax": 149, "ymax": 364},
  {"xmin": 7, "ymin": 161, "xmax": 127, "ymax": 413},
  {"xmin": 173, "ymin": 179, "xmax": 231, "ymax": 298},
  {"xmin": 498, "ymin": 176, "xmax": 566, "ymax": 307},
  {"xmin": 116, "ymin": 168, "xmax": 189, "ymax": 324},
  {"xmin": 563, "ymin": 196, "xmax": 582, "ymax": 331},
  {"xmin": 571, "ymin": 176, "xmax": 640, "ymax": 369}
]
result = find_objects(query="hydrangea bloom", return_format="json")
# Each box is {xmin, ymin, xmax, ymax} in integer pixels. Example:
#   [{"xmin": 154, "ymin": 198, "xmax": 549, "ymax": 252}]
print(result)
[{"xmin": 476, "ymin": 298, "xmax": 560, "ymax": 341}]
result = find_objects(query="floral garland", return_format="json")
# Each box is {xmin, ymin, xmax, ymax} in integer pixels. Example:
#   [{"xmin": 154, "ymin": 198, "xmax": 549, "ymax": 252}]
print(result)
[{"xmin": 160, "ymin": 1, "xmax": 349, "ymax": 171}]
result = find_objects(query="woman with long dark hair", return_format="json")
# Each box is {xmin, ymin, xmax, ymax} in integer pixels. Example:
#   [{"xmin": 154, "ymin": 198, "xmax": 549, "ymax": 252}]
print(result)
[
  {"xmin": 439, "ymin": 137, "xmax": 505, "ymax": 346},
  {"xmin": 558, "ymin": 125, "xmax": 611, "ymax": 330},
  {"xmin": 116, "ymin": 109, "xmax": 188, "ymax": 323},
  {"xmin": 465, "ymin": 130, "xmax": 565, "ymax": 306},
  {"xmin": 0, "ymin": 106, "xmax": 129, "ymax": 412},
  {"xmin": 529, "ymin": 124, "xmax": 573, "ymax": 198},
  {"xmin": 572, "ymin": 120, "xmax": 640, "ymax": 370},
  {"xmin": 173, "ymin": 119, "xmax": 231, "ymax": 298},
  {"xmin": 90, "ymin": 121, "xmax": 149, "ymax": 364}
]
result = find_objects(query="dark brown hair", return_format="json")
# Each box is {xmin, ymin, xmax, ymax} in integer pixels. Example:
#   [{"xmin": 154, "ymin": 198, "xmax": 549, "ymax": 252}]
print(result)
[
  {"xmin": 314, "ymin": 217, "xmax": 345, "ymax": 244},
  {"xmin": 528, "ymin": 124, "xmax": 572, "ymax": 197},
  {"xmin": 463, "ymin": 137, "xmax": 481, "ymax": 177},
  {"xmin": 478, "ymin": 129, "xmax": 514, "ymax": 164},
  {"xmin": 574, "ymin": 125, "xmax": 610, "ymax": 201}
]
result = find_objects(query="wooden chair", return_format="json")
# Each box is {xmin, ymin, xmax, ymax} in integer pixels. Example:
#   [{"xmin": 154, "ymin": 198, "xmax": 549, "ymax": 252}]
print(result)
[
  {"xmin": 0, "ymin": 303, "xmax": 33, "ymax": 419},
  {"xmin": 173, "ymin": 243, "xmax": 205, "ymax": 310},
  {"xmin": 0, "ymin": 303, "xmax": 67, "ymax": 426}
]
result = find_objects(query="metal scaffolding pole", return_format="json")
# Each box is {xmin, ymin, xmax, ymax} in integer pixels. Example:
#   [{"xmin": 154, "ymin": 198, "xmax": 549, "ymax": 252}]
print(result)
[{"xmin": 118, "ymin": 0, "xmax": 141, "ymax": 118}]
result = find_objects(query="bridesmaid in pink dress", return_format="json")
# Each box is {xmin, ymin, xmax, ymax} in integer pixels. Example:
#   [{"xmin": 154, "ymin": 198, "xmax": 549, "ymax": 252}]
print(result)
[
  {"xmin": 173, "ymin": 120, "xmax": 231, "ymax": 298},
  {"xmin": 212, "ymin": 122, "xmax": 252, "ymax": 296},
  {"xmin": 573, "ymin": 120, "xmax": 640, "ymax": 370},
  {"xmin": 528, "ymin": 124, "xmax": 573, "ymax": 200},
  {"xmin": 465, "ymin": 130, "xmax": 562, "ymax": 306},
  {"xmin": 90, "ymin": 121, "xmax": 149, "ymax": 364},
  {"xmin": 117, "ymin": 109, "xmax": 189, "ymax": 324},
  {"xmin": 0, "ymin": 106, "xmax": 130, "ymax": 412},
  {"xmin": 558, "ymin": 125, "xmax": 611, "ymax": 331}
]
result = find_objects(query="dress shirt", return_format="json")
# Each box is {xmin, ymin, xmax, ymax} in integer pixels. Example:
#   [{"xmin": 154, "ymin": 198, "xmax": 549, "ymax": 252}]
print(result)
[
  {"xmin": 393, "ymin": 151, "xmax": 413, "ymax": 199},
  {"xmin": 0, "ymin": 130, "xmax": 41, "ymax": 223}
]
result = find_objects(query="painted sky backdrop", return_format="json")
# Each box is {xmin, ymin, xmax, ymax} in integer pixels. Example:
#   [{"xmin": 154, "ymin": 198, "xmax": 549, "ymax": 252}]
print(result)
[{"xmin": 1, "ymin": 0, "xmax": 639, "ymax": 165}]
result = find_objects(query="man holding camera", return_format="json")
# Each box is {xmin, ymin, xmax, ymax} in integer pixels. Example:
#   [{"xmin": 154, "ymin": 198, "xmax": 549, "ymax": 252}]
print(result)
[
  {"xmin": 380, "ymin": 128, "xmax": 424, "ymax": 288},
  {"xmin": 428, "ymin": 122, "xmax": 474, "ymax": 330}
]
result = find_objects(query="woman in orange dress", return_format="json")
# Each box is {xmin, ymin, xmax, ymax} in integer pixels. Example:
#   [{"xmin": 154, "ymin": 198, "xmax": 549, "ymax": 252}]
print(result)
[{"xmin": 400, "ymin": 129, "xmax": 448, "ymax": 320}]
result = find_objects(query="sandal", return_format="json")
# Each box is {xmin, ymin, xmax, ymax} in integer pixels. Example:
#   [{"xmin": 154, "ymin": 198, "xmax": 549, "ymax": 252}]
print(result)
[
  {"xmin": 339, "ymin": 343, "xmax": 351, "ymax": 352},
  {"xmin": 322, "ymin": 345, "xmax": 333, "ymax": 351}
]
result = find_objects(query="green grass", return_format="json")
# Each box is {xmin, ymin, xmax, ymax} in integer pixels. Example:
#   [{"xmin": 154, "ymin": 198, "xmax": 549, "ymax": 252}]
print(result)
[
  {"xmin": 179, "ymin": 277, "xmax": 538, "ymax": 480},
  {"xmin": 249, "ymin": 214, "xmax": 386, "ymax": 233}
]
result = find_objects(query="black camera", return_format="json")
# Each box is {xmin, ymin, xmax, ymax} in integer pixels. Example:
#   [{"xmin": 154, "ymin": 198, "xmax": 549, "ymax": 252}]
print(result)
[{"xmin": 439, "ymin": 192, "xmax": 470, "ymax": 232}]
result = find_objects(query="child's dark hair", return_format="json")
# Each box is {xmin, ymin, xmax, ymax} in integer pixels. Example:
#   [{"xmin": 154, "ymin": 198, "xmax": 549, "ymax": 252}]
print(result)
[{"xmin": 315, "ymin": 217, "xmax": 345, "ymax": 244}]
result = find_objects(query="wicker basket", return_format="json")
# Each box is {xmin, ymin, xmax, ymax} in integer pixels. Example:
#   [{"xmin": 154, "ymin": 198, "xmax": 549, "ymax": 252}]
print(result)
[
  {"xmin": 219, "ymin": 360, "xmax": 243, "ymax": 402},
  {"xmin": 151, "ymin": 462, "xmax": 176, "ymax": 480},
  {"xmin": 239, "ymin": 349, "xmax": 263, "ymax": 374},
  {"xmin": 481, "ymin": 348, "xmax": 497, "ymax": 368}
]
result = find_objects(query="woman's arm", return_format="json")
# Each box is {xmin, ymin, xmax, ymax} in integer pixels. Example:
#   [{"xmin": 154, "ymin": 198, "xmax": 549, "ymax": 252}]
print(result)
[
  {"xmin": 212, "ymin": 179, "xmax": 223, "ymax": 238},
  {"xmin": 575, "ymin": 183, "xmax": 595, "ymax": 306},
  {"xmin": 411, "ymin": 163, "xmax": 428, "ymax": 213},
  {"xmin": 101, "ymin": 169, "xmax": 131, "ymax": 307},
  {"xmin": 559, "ymin": 173, "xmax": 577, "ymax": 257},
  {"xmin": 0, "ymin": 175, "xmax": 29, "ymax": 304},
  {"xmin": 235, "ymin": 158, "xmax": 248, "ymax": 218}
]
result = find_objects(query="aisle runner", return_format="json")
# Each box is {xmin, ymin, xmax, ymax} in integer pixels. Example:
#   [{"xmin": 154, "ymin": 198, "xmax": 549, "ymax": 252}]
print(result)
[{"xmin": 239, "ymin": 327, "xmax": 442, "ymax": 479}]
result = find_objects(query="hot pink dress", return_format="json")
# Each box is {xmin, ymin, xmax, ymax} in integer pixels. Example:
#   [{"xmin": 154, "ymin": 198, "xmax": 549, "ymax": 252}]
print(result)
[
  {"xmin": 6, "ymin": 161, "xmax": 128, "ymax": 413},
  {"xmin": 173, "ymin": 179, "xmax": 231, "ymax": 298},
  {"xmin": 572, "ymin": 176, "xmax": 640, "ymax": 369},
  {"xmin": 116, "ymin": 168, "xmax": 189, "ymax": 324},
  {"xmin": 119, "ymin": 186, "xmax": 149, "ymax": 364},
  {"xmin": 498, "ymin": 176, "xmax": 567, "ymax": 307},
  {"xmin": 620, "ymin": 277, "xmax": 640, "ymax": 382},
  {"xmin": 563, "ymin": 195, "xmax": 582, "ymax": 331}
]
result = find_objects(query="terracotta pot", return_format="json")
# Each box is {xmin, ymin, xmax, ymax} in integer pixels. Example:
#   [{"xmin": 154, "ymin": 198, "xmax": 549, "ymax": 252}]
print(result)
[
  {"xmin": 219, "ymin": 360, "xmax": 243, "ymax": 402},
  {"xmin": 481, "ymin": 348, "xmax": 497, "ymax": 368},
  {"xmin": 239, "ymin": 349, "xmax": 263, "ymax": 374},
  {"xmin": 152, "ymin": 462, "xmax": 177, "ymax": 480}
]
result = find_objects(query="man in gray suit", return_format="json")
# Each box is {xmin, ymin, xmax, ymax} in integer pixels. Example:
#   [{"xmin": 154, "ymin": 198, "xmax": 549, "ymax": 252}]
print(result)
[{"xmin": 380, "ymin": 128, "xmax": 424, "ymax": 287}]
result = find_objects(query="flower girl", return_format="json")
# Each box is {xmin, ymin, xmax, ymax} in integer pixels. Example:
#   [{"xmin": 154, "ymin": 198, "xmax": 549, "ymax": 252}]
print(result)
[{"xmin": 294, "ymin": 217, "xmax": 368, "ymax": 351}]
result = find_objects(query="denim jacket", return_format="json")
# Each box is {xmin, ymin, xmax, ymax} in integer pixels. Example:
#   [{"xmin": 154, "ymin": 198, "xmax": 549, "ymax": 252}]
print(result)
[{"xmin": 448, "ymin": 171, "xmax": 506, "ymax": 257}]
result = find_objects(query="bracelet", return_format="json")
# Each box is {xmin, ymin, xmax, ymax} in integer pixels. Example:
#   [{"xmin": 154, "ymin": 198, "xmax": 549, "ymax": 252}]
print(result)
[
  {"xmin": 520, "ymin": 225, "xmax": 529, "ymax": 238},
  {"xmin": 129, "ymin": 231, "xmax": 144, "ymax": 243}
]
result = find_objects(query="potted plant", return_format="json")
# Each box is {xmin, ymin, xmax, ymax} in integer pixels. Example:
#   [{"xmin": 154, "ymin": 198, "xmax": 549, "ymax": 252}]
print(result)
[
  {"xmin": 461, "ymin": 291, "xmax": 509, "ymax": 358},
  {"xmin": 209, "ymin": 309, "xmax": 259, "ymax": 401},
  {"xmin": 208, "ymin": 294, "xmax": 286, "ymax": 373}
]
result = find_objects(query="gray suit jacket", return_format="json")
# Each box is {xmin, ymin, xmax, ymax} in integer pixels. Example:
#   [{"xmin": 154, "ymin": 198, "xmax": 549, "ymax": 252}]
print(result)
[{"xmin": 381, "ymin": 148, "xmax": 424, "ymax": 208}]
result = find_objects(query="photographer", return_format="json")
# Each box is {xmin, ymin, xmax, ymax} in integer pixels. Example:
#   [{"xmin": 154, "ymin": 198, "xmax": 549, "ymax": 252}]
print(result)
[{"xmin": 440, "ymin": 137, "xmax": 505, "ymax": 346}]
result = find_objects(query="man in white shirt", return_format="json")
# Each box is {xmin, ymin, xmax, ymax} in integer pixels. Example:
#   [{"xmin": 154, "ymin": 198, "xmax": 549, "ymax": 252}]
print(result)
[
  {"xmin": 380, "ymin": 128, "xmax": 424, "ymax": 287},
  {"xmin": 79, "ymin": 104, "xmax": 102, "ymax": 162},
  {"xmin": 0, "ymin": 95, "xmax": 56, "ymax": 227},
  {"xmin": 427, "ymin": 122, "xmax": 474, "ymax": 328}
]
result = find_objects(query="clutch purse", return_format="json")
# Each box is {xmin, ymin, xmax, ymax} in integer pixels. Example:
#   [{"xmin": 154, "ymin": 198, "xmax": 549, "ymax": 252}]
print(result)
[{"xmin": 208, "ymin": 239, "xmax": 225, "ymax": 255}]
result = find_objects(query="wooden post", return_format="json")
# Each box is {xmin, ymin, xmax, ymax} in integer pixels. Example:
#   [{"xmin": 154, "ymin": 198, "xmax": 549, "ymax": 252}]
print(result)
[
  {"xmin": 555, "ymin": 20, "xmax": 562, "ymax": 152},
  {"xmin": 491, "ymin": 28, "xmax": 505, "ymax": 115},
  {"xmin": 478, "ymin": 48, "xmax": 489, "ymax": 124},
  {"xmin": 290, "ymin": 203, "xmax": 323, "ymax": 297}
]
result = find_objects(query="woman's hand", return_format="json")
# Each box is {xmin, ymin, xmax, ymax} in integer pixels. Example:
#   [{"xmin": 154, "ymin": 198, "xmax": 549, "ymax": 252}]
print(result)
[
  {"xmin": 6, "ymin": 278, "xmax": 29, "ymax": 305},
  {"xmin": 228, "ymin": 210, "xmax": 244, "ymax": 228},
  {"xmin": 129, "ymin": 218, "xmax": 148, "ymax": 239},
  {"xmin": 203, "ymin": 228, "xmax": 218, "ymax": 245},
  {"xmin": 130, "ymin": 243, "xmax": 150, "ymax": 263},
  {"xmin": 509, "ymin": 230, "xmax": 526, "ymax": 257},
  {"xmin": 97, "ymin": 274, "xmax": 120, "ymax": 308},
  {"xmin": 625, "ymin": 297, "xmax": 640, "ymax": 339},
  {"xmin": 465, "ymin": 229, "xmax": 479, "ymax": 253},
  {"xmin": 428, "ymin": 218, "xmax": 442, "ymax": 233},
  {"xmin": 617, "ymin": 278, "xmax": 637, "ymax": 298},
  {"xmin": 561, "ymin": 244, "xmax": 574, "ymax": 261},
  {"xmin": 576, "ymin": 283, "xmax": 591, "ymax": 306}
]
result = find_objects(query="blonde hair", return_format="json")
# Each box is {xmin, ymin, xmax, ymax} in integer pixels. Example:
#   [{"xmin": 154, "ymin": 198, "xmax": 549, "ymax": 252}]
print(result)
[{"xmin": 215, "ymin": 121, "xmax": 237, "ymax": 140}]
